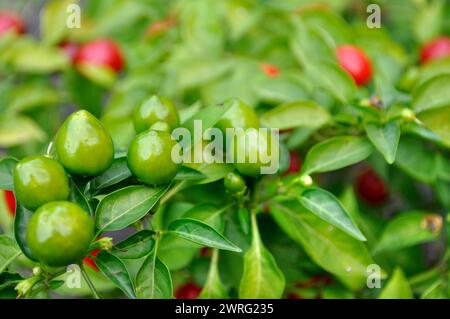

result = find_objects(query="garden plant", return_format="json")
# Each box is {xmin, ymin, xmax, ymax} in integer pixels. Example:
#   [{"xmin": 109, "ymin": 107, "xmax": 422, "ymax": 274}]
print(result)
[{"xmin": 0, "ymin": 0, "xmax": 450, "ymax": 300}]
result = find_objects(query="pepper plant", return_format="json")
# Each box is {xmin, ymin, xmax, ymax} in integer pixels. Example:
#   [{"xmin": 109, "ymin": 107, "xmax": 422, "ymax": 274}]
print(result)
[{"xmin": 0, "ymin": 0, "xmax": 450, "ymax": 300}]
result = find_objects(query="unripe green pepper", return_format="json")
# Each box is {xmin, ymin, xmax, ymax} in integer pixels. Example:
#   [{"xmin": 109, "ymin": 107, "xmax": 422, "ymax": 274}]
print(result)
[
  {"xmin": 127, "ymin": 130, "xmax": 180, "ymax": 186},
  {"xmin": 133, "ymin": 95, "xmax": 180, "ymax": 133},
  {"xmin": 26, "ymin": 201, "xmax": 94, "ymax": 267},
  {"xmin": 14, "ymin": 156, "xmax": 69, "ymax": 211},
  {"xmin": 55, "ymin": 110, "xmax": 114, "ymax": 176}
]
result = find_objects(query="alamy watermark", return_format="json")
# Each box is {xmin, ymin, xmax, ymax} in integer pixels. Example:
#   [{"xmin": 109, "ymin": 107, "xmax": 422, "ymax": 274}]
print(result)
[
  {"xmin": 66, "ymin": 4, "xmax": 81, "ymax": 29},
  {"xmin": 170, "ymin": 121, "xmax": 280, "ymax": 175},
  {"xmin": 367, "ymin": 4, "xmax": 381, "ymax": 29}
]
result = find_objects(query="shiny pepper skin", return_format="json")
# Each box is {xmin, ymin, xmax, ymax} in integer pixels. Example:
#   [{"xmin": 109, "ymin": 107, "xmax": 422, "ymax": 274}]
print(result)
[
  {"xmin": 55, "ymin": 110, "xmax": 114, "ymax": 176},
  {"xmin": 127, "ymin": 130, "xmax": 180, "ymax": 186},
  {"xmin": 26, "ymin": 201, "xmax": 94, "ymax": 267},
  {"xmin": 336, "ymin": 45, "xmax": 373, "ymax": 86},
  {"xmin": 13, "ymin": 156, "xmax": 70, "ymax": 211}
]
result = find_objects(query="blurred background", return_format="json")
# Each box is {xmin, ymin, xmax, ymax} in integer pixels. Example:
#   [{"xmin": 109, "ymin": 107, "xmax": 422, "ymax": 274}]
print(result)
[
  {"xmin": 0, "ymin": 0, "xmax": 449, "ymax": 158},
  {"xmin": 0, "ymin": 0, "xmax": 450, "ymax": 299}
]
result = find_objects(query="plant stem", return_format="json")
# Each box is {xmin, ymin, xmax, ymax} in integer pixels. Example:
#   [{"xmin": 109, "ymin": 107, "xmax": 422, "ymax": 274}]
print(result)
[
  {"xmin": 159, "ymin": 180, "xmax": 187, "ymax": 205},
  {"xmin": 80, "ymin": 264, "xmax": 101, "ymax": 299}
]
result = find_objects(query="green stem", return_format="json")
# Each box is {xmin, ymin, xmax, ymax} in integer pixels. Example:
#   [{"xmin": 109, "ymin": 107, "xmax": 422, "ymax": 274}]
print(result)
[
  {"xmin": 80, "ymin": 264, "xmax": 101, "ymax": 299},
  {"xmin": 159, "ymin": 180, "xmax": 187, "ymax": 205}
]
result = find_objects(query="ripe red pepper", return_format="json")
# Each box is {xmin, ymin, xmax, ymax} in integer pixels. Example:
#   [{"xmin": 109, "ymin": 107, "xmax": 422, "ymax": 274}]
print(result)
[
  {"xmin": 287, "ymin": 292, "xmax": 303, "ymax": 299},
  {"xmin": 285, "ymin": 151, "xmax": 302, "ymax": 175},
  {"xmin": 83, "ymin": 249, "xmax": 101, "ymax": 271},
  {"xmin": 175, "ymin": 281, "xmax": 202, "ymax": 299},
  {"xmin": 336, "ymin": 45, "xmax": 373, "ymax": 86},
  {"xmin": 3, "ymin": 190, "xmax": 15, "ymax": 217},
  {"xmin": 0, "ymin": 11, "xmax": 25, "ymax": 36},
  {"xmin": 74, "ymin": 39, "xmax": 124, "ymax": 73},
  {"xmin": 260, "ymin": 63, "xmax": 280, "ymax": 78},
  {"xmin": 420, "ymin": 36, "xmax": 450, "ymax": 64},
  {"xmin": 356, "ymin": 167, "xmax": 389, "ymax": 205}
]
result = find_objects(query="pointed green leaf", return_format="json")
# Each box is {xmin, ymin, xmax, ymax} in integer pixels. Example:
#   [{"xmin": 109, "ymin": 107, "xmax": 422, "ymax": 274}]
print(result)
[
  {"xmin": 378, "ymin": 268, "xmax": 413, "ymax": 299},
  {"xmin": 365, "ymin": 121, "xmax": 401, "ymax": 164},
  {"xmin": 95, "ymin": 251, "xmax": 136, "ymax": 299},
  {"xmin": 0, "ymin": 235, "xmax": 21, "ymax": 273},
  {"xmin": 113, "ymin": 230, "xmax": 155, "ymax": 259},
  {"xmin": 418, "ymin": 106, "xmax": 450, "ymax": 147},
  {"xmin": 95, "ymin": 185, "xmax": 168, "ymax": 232},
  {"xmin": 395, "ymin": 137, "xmax": 438, "ymax": 183},
  {"xmin": 199, "ymin": 249, "xmax": 228, "ymax": 299},
  {"xmin": 260, "ymin": 101, "xmax": 330, "ymax": 130},
  {"xmin": 239, "ymin": 214, "xmax": 285, "ymax": 298},
  {"xmin": 135, "ymin": 251, "xmax": 172, "ymax": 299},
  {"xmin": 270, "ymin": 200, "xmax": 376, "ymax": 290},
  {"xmin": 299, "ymin": 188, "xmax": 366, "ymax": 241},
  {"xmin": 373, "ymin": 211, "xmax": 442, "ymax": 254},
  {"xmin": 168, "ymin": 218, "xmax": 241, "ymax": 252},
  {"xmin": 0, "ymin": 157, "xmax": 17, "ymax": 191},
  {"xmin": 89, "ymin": 157, "xmax": 132, "ymax": 194},
  {"xmin": 413, "ymin": 74, "xmax": 450, "ymax": 113},
  {"xmin": 301, "ymin": 136, "xmax": 373, "ymax": 175}
]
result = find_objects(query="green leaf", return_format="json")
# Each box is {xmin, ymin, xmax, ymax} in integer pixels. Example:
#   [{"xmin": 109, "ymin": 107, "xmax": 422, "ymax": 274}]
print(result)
[
  {"xmin": 0, "ymin": 272, "xmax": 22, "ymax": 291},
  {"xmin": 41, "ymin": 0, "xmax": 76, "ymax": 44},
  {"xmin": 373, "ymin": 211, "xmax": 442, "ymax": 254},
  {"xmin": 0, "ymin": 235, "xmax": 21, "ymax": 273},
  {"xmin": 89, "ymin": 157, "xmax": 132, "ymax": 194},
  {"xmin": 174, "ymin": 166, "xmax": 206, "ymax": 181},
  {"xmin": 14, "ymin": 203, "xmax": 37, "ymax": 261},
  {"xmin": 365, "ymin": 121, "xmax": 401, "ymax": 164},
  {"xmin": 7, "ymin": 84, "xmax": 59, "ymax": 113},
  {"xmin": 239, "ymin": 214, "xmax": 285, "ymax": 298},
  {"xmin": 301, "ymin": 136, "xmax": 373, "ymax": 175},
  {"xmin": 199, "ymin": 249, "xmax": 228, "ymax": 299},
  {"xmin": 158, "ymin": 234, "xmax": 199, "ymax": 271},
  {"xmin": 0, "ymin": 157, "xmax": 17, "ymax": 190},
  {"xmin": 10, "ymin": 40, "xmax": 68, "ymax": 73},
  {"xmin": 395, "ymin": 137, "xmax": 437, "ymax": 183},
  {"xmin": 177, "ymin": 59, "xmax": 235, "ymax": 90},
  {"xmin": 69, "ymin": 179, "xmax": 92, "ymax": 216},
  {"xmin": 0, "ymin": 115, "xmax": 46, "ymax": 147},
  {"xmin": 77, "ymin": 63, "xmax": 117, "ymax": 88},
  {"xmin": 95, "ymin": 185, "xmax": 168, "ymax": 233},
  {"xmin": 254, "ymin": 73, "xmax": 312, "ymax": 104},
  {"xmin": 184, "ymin": 162, "xmax": 234, "ymax": 186},
  {"xmin": 413, "ymin": 74, "xmax": 450, "ymax": 113},
  {"xmin": 299, "ymin": 188, "xmax": 366, "ymax": 241},
  {"xmin": 416, "ymin": 57, "xmax": 450, "ymax": 89},
  {"xmin": 135, "ymin": 250, "xmax": 173, "ymax": 299},
  {"xmin": 183, "ymin": 204, "xmax": 226, "ymax": 231},
  {"xmin": 270, "ymin": 200, "xmax": 376, "ymax": 290},
  {"xmin": 168, "ymin": 218, "xmax": 241, "ymax": 252},
  {"xmin": 418, "ymin": 106, "xmax": 450, "ymax": 147},
  {"xmin": 260, "ymin": 101, "xmax": 330, "ymax": 130},
  {"xmin": 378, "ymin": 268, "xmax": 413, "ymax": 299},
  {"xmin": 290, "ymin": 18, "xmax": 336, "ymax": 66},
  {"xmin": 305, "ymin": 61, "xmax": 357, "ymax": 103},
  {"xmin": 420, "ymin": 281, "xmax": 446, "ymax": 299},
  {"xmin": 113, "ymin": 230, "xmax": 155, "ymax": 259},
  {"xmin": 95, "ymin": 251, "xmax": 136, "ymax": 299},
  {"xmin": 238, "ymin": 206, "xmax": 250, "ymax": 235},
  {"xmin": 182, "ymin": 103, "xmax": 232, "ymax": 136},
  {"xmin": 413, "ymin": 0, "xmax": 444, "ymax": 43}
]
